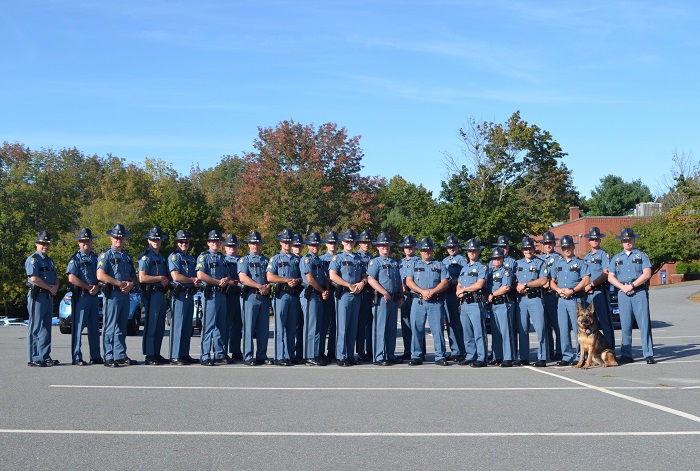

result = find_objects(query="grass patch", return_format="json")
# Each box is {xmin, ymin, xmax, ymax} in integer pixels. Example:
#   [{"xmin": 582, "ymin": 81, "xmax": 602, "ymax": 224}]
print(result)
[{"xmin": 689, "ymin": 291, "xmax": 700, "ymax": 303}]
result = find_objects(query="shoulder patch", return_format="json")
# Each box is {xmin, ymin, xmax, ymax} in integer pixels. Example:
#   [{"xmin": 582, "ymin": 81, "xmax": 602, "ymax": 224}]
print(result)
[
  {"xmin": 171, "ymin": 255, "xmax": 177, "ymax": 261},
  {"xmin": 68, "ymin": 259, "xmax": 74, "ymax": 266},
  {"xmin": 369, "ymin": 260, "xmax": 374, "ymax": 266},
  {"xmin": 332, "ymin": 255, "xmax": 337, "ymax": 262},
  {"xmin": 267, "ymin": 264, "xmax": 272, "ymax": 269},
  {"xmin": 30, "ymin": 258, "xmax": 36, "ymax": 265},
  {"xmin": 305, "ymin": 258, "xmax": 309, "ymax": 264},
  {"xmin": 504, "ymin": 270, "xmax": 511, "ymax": 277},
  {"xmin": 141, "ymin": 255, "xmax": 147, "ymax": 261}
]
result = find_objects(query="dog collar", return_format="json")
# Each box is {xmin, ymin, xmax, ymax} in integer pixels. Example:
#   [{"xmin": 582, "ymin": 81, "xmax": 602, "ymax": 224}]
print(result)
[{"xmin": 585, "ymin": 328, "xmax": 592, "ymax": 335}]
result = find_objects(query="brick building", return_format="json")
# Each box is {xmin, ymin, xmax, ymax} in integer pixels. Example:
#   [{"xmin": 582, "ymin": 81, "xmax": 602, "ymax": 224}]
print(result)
[{"xmin": 538, "ymin": 207, "xmax": 678, "ymax": 286}]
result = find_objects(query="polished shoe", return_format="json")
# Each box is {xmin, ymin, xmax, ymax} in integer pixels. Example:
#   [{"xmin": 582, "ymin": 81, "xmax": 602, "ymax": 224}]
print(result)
[
  {"xmin": 459, "ymin": 359, "xmax": 473, "ymax": 366},
  {"xmin": 28, "ymin": 360, "xmax": 47, "ymax": 367},
  {"xmin": 534, "ymin": 360, "xmax": 547, "ymax": 367},
  {"xmin": 500, "ymin": 360, "xmax": 514, "ymax": 368},
  {"xmin": 646, "ymin": 356, "xmax": 656, "ymax": 364},
  {"xmin": 373, "ymin": 360, "xmax": 390, "ymax": 366},
  {"xmin": 231, "ymin": 355, "xmax": 244, "ymax": 362},
  {"xmin": 618, "ymin": 356, "xmax": 635, "ymax": 365},
  {"xmin": 291, "ymin": 358, "xmax": 303, "ymax": 365},
  {"xmin": 305, "ymin": 358, "xmax": 321, "ymax": 366},
  {"xmin": 488, "ymin": 358, "xmax": 502, "ymax": 366},
  {"xmin": 555, "ymin": 360, "xmax": 571, "ymax": 366},
  {"xmin": 389, "ymin": 358, "xmax": 404, "ymax": 364},
  {"xmin": 226, "ymin": 357, "xmax": 237, "ymax": 364},
  {"xmin": 452, "ymin": 355, "xmax": 466, "ymax": 362},
  {"xmin": 263, "ymin": 359, "xmax": 275, "ymax": 365},
  {"xmin": 471, "ymin": 360, "xmax": 487, "ymax": 368},
  {"xmin": 182, "ymin": 356, "xmax": 199, "ymax": 364},
  {"xmin": 337, "ymin": 359, "xmax": 350, "ymax": 367},
  {"xmin": 155, "ymin": 354, "xmax": 168, "ymax": 364},
  {"xmin": 104, "ymin": 359, "xmax": 119, "ymax": 368},
  {"xmin": 408, "ymin": 359, "xmax": 423, "ymax": 366},
  {"xmin": 145, "ymin": 356, "xmax": 162, "ymax": 365},
  {"xmin": 400, "ymin": 353, "xmax": 411, "ymax": 360},
  {"xmin": 213, "ymin": 357, "xmax": 228, "ymax": 365},
  {"xmin": 170, "ymin": 358, "xmax": 185, "ymax": 365},
  {"xmin": 358, "ymin": 353, "xmax": 372, "ymax": 362},
  {"xmin": 277, "ymin": 359, "xmax": 292, "ymax": 366},
  {"xmin": 348, "ymin": 358, "xmax": 360, "ymax": 366},
  {"xmin": 435, "ymin": 359, "xmax": 449, "ymax": 366},
  {"xmin": 46, "ymin": 358, "xmax": 60, "ymax": 366},
  {"xmin": 90, "ymin": 357, "xmax": 104, "ymax": 365},
  {"xmin": 72, "ymin": 359, "xmax": 89, "ymax": 366},
  {"xmin": 245, "ymin": 360, "xmax": 256, "ymax": 366},
  {"xmin": 116, "ymin": 357, "xmax": 138, "ymax": 366},
  {"xmin": 515, "ymin": 360, "xmax": 530, "ymax": 366},
  {"xmin": 201, "ymin": 359, "xmax": 216, "ymax": 366}
]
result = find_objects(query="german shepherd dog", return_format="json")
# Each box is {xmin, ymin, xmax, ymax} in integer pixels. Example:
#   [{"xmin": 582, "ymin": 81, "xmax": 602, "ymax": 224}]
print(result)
[{"xmin": 574, "ymin": 304, "xmax": 618, "ymax": 369}]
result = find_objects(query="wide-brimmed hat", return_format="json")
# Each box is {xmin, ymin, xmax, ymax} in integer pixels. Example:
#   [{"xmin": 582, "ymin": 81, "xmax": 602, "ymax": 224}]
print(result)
[
  {"xmin": 35, "ymin": 231, "xmax": 52, "ymax": 244},
  {"xmin": 223, "ymin": 234, "xmax": 239, "ymax": 246},
  {"xmin": 521, "ymin": 237, "xmax": 536, "ymax": 249},
  {"xmin": 399, "ymin": 235, "xmax": 416, "ymax": 248},
  {"xmin": 583, "ymin": 227, "xmax": 606, "ymax": 239},
  {"xmin": 492, "ymin": 235, "xmax": 513, "ymax": 247},
  {"xmin": 443, "ymin": 235, "xmax": 461, "ymax": 248},
  {"xmin": 416, "ymin": 237, "xmax": 436, "ymax": 250},
  {"xmin": 243, "ymin": 230, "xmax": 265, "ymax": 243},
  {"xmin": 464, "ymin": 238, "xmax": 484, "ymax": 251},
  {"xmin": 206, "ymin": 229, "xmax": 224, "ymax": 241},
  {"xmin": 489, "ymin": 247, "xmax": 505, "ymax": 259},
  {"xmin": 106, "ymin": 224, "xmax": 130, "ymax": 239},
  {"xmin": 356, "ymin": 230, "xmax": 372, "ymax": 243},
  {"xmin": 291, "ymin": 233, "xmax": 303, "ymax": 246},
  {"xmin": 276, "ymin": 228, "xmax": 294, "ymax": 242},
  {"xmin": 304, "ymin": 232, "xmax": 322, "ymax": 245},
  {"xmin": 373, "ymin": 232, "xmax": 393, "ymax": 245},
  {"xmin": 616, "ymin": 228, "xmax": 640, "ymax": 240},
  {"xmin": 144, "ymin": 226, "xmax": 168, "ymax": 241},
  {"xmin": 75, "ymin": 228, "xmax": 97, "ymax": 241},
  {"xmin": 539, "ymin": 231, "xmax": 558, "ymax": 244},
  {"xmin": 322, "ymin": 230, "xmax": 339, "ymax": 244},
  {"xmin": 340, "ymin": 228, "xmax": 357, "ymax": 242},
  {"xmin": 174, "ymin": 229, "xmax": 190, "ymax": 241},
  {"xmin": 560, "ymin": 235, "xmax": 576, "ymax": 247}
]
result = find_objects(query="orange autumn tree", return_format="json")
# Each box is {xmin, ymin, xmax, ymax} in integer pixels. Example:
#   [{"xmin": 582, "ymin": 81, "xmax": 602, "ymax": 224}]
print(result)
[{"xmin": 223, "ymin": 120, "xmax": 383, "ymax": 244}]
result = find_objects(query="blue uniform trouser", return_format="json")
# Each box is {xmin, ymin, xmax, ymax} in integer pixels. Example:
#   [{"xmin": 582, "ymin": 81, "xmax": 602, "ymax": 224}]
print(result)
[
  {"xmin": 300, "ymin": 291, "xmax": 322, "ymax": 359},
  {"xmin": 320, "ymin": 297, "xmax": 336, "ymax": 357},
  {"xmin": 410, "ymin": 299, "xmax": 446, "ymax": 362},
  {"xmin": 460, "ymin": 301, "xmax": 487, "ymax": 362},
  {"xmin": 27, "ymin": 291, "xmax": 53, "ymax": 363},
  {"xmin": 444, "ymin": 291, "xmax": 464, "ymax": 358},
  {"xmin": 491, "ymin": 302, "xmax": 514, "ymax": 361},
  {"xmin": 543, "ymin": 293, "xmax": 561, "ymax": 359},
  {"xmin": 201, "ymin": 292, "xmax": 226, "ymax": 361},
  {"xmin": 225, "ymin": 294, "xmax": 242, "ymax": 358},
  {"xmin": 103, "ymin": 291, "xmax": 129, "ymax": 361},
  {"xmin": 400, "ymin": 296, "xmax": 413, "ymax": 356},
  {"xmin": 71, "ymin": 293, "xmax": 100, "ymax": 361},
  {"xmin": 336, "ymin": 292, "xmax": 360, "ymax": 360},
  {"xmin": 273, "ymin": 292, "xmax": 298, "ymax": 360},
  {"xmin": 618, "ymin": 289, "xmax": 654, "ymax": 358},
  {"xmin": 557, "ymin": 297, "xmax": 583, "ymax": 362},
  {"xmin": 588, "ymin": 290, "xmax": 615, "ymax": 350},
  {"xmin": 143, "ymin": 291, "xmax": 166, "ymax": 357},
  {"xmin": 373, "ymin": 297, "xmax": 398, "ymax": 362},
  {"xmin": 170, "ymin": 292, "xmax": 193, "ymax": 359},
  {"xmin": 356, "ymin": 291, "xmax": 373, "ymax": 356},
  {"xmin": 243, "ymin": 292, "xmax": 270, "ymax": 361},
  {"xmin": 516, "ymin": 296, "xmax": 547, "ymax": 361}
]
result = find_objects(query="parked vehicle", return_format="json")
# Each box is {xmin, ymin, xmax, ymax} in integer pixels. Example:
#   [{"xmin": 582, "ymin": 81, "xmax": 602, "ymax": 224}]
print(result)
[
  {"xmin": 58, "ymin": 289, "xmax": 143, "ymax": 335},
  {"xmin": 609, "ymin": 284, "xmax": 637, "ymax": 329}
]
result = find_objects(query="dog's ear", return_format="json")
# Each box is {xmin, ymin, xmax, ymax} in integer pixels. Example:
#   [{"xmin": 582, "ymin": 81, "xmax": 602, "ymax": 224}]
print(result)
[{"xmin": 587, "ymin": 303, "xmax": 595, "ymax": 315}]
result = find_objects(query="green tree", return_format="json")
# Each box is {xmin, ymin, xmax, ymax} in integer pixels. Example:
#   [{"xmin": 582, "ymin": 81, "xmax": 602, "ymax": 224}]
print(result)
[
  {"xmin": 441, "ymin": 111, "xmax": 579, "ymax": 246},
  {"xmin": 375, "ymin": 176, "xmax": 437, "ymax": 243},
  {"xmin": 584, "ymin": 175, "xmax": 654, "ymax": 216}
]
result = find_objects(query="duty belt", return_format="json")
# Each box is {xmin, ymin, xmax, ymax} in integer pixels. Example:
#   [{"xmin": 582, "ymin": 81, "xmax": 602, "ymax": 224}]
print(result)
[
  {"xmin": 520, "ymin": 288, "xmax": 543, "ymax": 299},
  {"xmin": 411, "ymin": 292, "xmax": 445, "ymax": 302},
  {"xmin": 491, "ymin": 295, "xmax": 507, "ymax": 305}
]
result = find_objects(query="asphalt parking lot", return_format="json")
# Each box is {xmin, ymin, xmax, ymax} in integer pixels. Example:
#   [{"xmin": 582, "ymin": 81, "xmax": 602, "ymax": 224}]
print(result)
[{"xmin": 1, "ymin": 281, "xmax": 699, "ymax": 470}]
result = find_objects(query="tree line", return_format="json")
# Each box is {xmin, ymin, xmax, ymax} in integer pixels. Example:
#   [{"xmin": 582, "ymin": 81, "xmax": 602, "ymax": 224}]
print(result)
[{"xmin": 2, "ymin": 112, "xmax": 698, "ymax": 315}]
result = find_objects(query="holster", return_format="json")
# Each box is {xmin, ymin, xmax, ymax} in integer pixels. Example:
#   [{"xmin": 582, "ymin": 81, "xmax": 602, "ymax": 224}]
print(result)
[{"xmin": 98, "ymin": 282, "xmax": 112, "ymax": 297}]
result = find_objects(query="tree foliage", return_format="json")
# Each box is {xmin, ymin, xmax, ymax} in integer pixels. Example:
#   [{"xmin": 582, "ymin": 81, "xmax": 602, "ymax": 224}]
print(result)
[
  {"xmin": 441, "ymin": 111, "xmax": 579, "ymax": 245},
  {"xmin": 583, "ymin": 175, "xmax": 654, "ymax": 216}
]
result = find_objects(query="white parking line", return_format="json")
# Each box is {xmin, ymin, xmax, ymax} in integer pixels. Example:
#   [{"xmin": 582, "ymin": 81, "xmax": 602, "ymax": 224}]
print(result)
[
  {"xmin": 1, "ymin": 429, "xmax": 699, "ymax": 437},
  {"xmin": 49, "ymin": 385, "xmax": 686, "ymax": 391},
  {"xmin": 528, "ymin": 367, "xmax": 700, "ymax": 424}
]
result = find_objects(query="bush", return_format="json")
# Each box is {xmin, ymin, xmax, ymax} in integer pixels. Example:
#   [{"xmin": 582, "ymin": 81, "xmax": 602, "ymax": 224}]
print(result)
[{"xmin": 675, "ymin": 261, "xmax": 700, "ymax": 274}]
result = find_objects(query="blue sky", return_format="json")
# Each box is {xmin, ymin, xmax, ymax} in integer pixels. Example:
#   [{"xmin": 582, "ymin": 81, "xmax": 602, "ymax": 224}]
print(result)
[{"xmin": 2, "ymin": 1, "xmax": 697, "ymax": 200}]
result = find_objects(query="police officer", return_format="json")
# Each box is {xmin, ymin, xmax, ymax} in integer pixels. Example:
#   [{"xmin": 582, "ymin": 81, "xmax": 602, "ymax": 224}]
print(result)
[
  {"xmin": 539, "ymin": 231, "xmax": 563, "ymax": 360},
  {"xmin": 168, "ymin": 229, "xmax": 199, "ymax": 365},
  {"xmin": 442, "ymin": 235, "xmax": 467, "ymax": 362},
  {"xmin": 608, "ymin": 228, "xmax": 655, "ymax": 364},
  {"xmin": 238, "ymin": 230, "xmax": 273, "ymax": 366},
  {"xmin": 366, "ymin": 233, "xmax": 403, "ymax": 365},
  {"xmin": 456, "ymin": 238, "xmax": 488, "ymax": 367},
  {"xmin": 490, "ymin": 236, "xmax": 517, "ymax": 363},
  {"xmin": 329, "ymin": 229, "xmax": 367, "ymax": 366},
  {"xmin": 25, "ymin": 231, "xmax": 59, "ymax": 367},
  {"xmin": 319, "ymin": 230, "xmax": 339, "ymax": 361},
  {"xmin": 223, "ymin": 233, "xmax": 243, "ymax": 362},
  {"xmin": 299, "ymin": 232, "xmax": 330, "ymax": 365},
  {"xmin": 398, "ymin": 235, "xmax": 421, "ymax": 360},
  {"xmin": 291, "ymin": 233, "xmax": 305, "ymax": 362},
  {"xmin": 514, "ymin": 237, "xmax": 548, "ymax": 367},
  {"xmin": 267, "ymin": 228, "xmax": 303, "ymax": 366},
  {"xmin": 582, "ymin": 227, "xmax": 615, "ymax": 350},
  {"xmin": 66, "ymin": 228, "xmax": 101, "ymax": 366},
  {"xmin": 139, "ymin": 227, "xmax": 171, "ymax": 365},
  {"xmin": 196, "ymin": 230, "xmax": 229, "ymax": 366},
  {"xmin": 355, "ymin": 230, "xmax": 374, "ymax": 362},
  {"xmin": 487, "ymin": 247, "xmax": 515, "ymax": 367},
  {"xmin": 549, "ymin": 235, "xmax": 591, "ymax": 366},
  {"xmin": 406, "ymin": 237, "xmax": 450, "ymax": 366},
  {"xmin": 97, "ymin": 224, "xmax": 137, "ymax": 367}
]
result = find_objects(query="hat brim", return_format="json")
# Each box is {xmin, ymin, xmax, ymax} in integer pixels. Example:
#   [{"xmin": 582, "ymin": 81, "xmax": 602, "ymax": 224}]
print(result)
[
  {"xmin": 615, "ymin": 235, "xmax": 639, "ymax": 240},
  {"xmin": 106, "ymin": 231, "xmax": 131, "ymax": 238},
  {"xmin": 75, "ymin": 236, "xmax": 98, "ymax": 240},
  {"xmin": 583, "ymin": 234, "xmax": 605, "ymax": 239}
]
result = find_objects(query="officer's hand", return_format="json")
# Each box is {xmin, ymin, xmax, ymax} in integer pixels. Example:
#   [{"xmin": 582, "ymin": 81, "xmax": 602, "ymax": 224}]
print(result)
[
  {"xmin": 260, "ymin": 284, "xmax": 270, "ymax": 296},
  {"xmin": 322, "ymin": 290, "xmax": 329, "ymax": 300},
  {"xmin": 160, "ymin": 277, "xmax": 169, "ymax": 287},
  {"xmin": 287, "ymin": 278, "xmax": 300, "ymax": 287},
  {"xmin": 49, "ymin": 284, "xmax": 58, "ymax": 296},
  {"xmin": 516, "ymin": 283, "xmax": 526, "ymax": 294},
  {"xmin": 398, "ymin": 297, "xmax": 404, "ymax": 308},
  {"xmin": 89, "ymin": 284, "xmax": 99, "ymax": 296},
  {"xmin": 487, "ymin": 294, "xmax": 493, "ymax": 302},
  {"xmin": 218, "ymin": 277, "xmax": 229, "ymax": 288},
  {"xmin": 191, "ymin": 277, "xmax": 199, "ymax": 285},
  {"xmin": 423, "ymin": 289, "xmax": 433, "ymax": 300},
  {"xmin": 383, "ymin": 292, "xmax": 391, "ymax": 301},
  {"xmin": 584, "ymin": 284, "xmax": 593, "ymax": 294}
]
